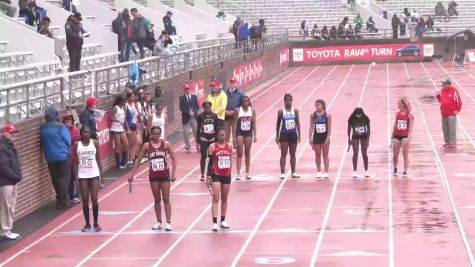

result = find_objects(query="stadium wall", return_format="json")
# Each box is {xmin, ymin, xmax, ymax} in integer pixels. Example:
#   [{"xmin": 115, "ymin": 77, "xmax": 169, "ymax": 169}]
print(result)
[{"xmin": 10, "ymin": 43, "xmax": 288, "ymax": 220}]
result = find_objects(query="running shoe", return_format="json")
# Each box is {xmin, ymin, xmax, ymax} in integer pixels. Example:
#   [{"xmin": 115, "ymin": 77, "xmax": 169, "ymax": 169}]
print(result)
[
  {"xmin": 352, "ymin": 172, "xmax": 359, "ymax": 178},
  {"xmin": 323, "ymin": 172, "xmax": 329, "ymax": 178},
  {"xmin": 393, "ymin": 168, "xmax": 397, "ymax": 177},
  {"xmin": 152, "ymin": 222, "xmax": 163, "ymax": 230},
  {"xmin": 200, "ymin": 175, "xmax": 205, "ymax": 182},
  {"xmin": 140, "ymin": 157, "xmax": 148, "ymax": 164},
  {"xmin": 402, "ymin": 171, "xmax": 408, "ymax": 178},
  {"xmin": 235, "ymin": 175, "xmax": 241, "ymax": 181},
  {"xmin": 280, "ymin": 173, "xmax": 286, "ymax": 179},
  {"xmin": 119, "ymin": 165, "xmax": 127, "ymax": 170},
  {"xmin": 70, "ymin": 198, "xmax": 81, "ymax": 204},
  {"xmin": 291, "ymin": 173, "xmax": 300, "ymax": 178},
  {"xmin": 127, "ymin": 161, "xmax": 134, "ymax": 168},
  {"xmin": 212, "ymin": 223, "xmax": 219, "ymax": 232},
  {"xmin": 246, "ymin": 174, "xmax": 251, "ymax": 180},
  {"xmin": 0, "ymin": 232, "xmax": 19, "ymax": 240},
  {"xmin": 220, "ymin": 221, "xmax": 230, "ymax": 229},
  {"xmin": 93, "ymin": 224, "xmax": 102, "ymax": 232},
  {"xmin": 364, "ymin": 171, "xmax": 370, "ymax": 178},
  {"xmin": 316, "ymin": 172, "xmax": 323, "ymax": 178},
  {"xmin": 164, "ymin": 223, "xmax": 172, "ymax": 232},
  {"xmin": 81, "ymin": 225, "xmax": 91, "ymax": 232}
]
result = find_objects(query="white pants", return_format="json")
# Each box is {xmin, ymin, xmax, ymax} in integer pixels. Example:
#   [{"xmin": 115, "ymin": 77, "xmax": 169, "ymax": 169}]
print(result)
[{"xmin": 0, "ymin": 185, "xmax": 17, "ymax": 235}]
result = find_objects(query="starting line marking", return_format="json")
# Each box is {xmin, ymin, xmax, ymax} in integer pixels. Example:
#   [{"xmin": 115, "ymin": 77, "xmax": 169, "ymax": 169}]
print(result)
[
  {"xmin": 171, "ymin": 192, "xmax": 209, "ymax": 196},
  {"xmin": 322, "ymin": 250, "xmax": 384, "ymax": 257},
  {"xmin": 255, "ymin": 257, "xmax": 296, "ymax": 265},
  {"xmin": 454, "ymin": 173, "xmax": 475, "ymax": 177},
  {"xmin": 99, "ymin": 211, "xmax": 139, "ymax": 216}
]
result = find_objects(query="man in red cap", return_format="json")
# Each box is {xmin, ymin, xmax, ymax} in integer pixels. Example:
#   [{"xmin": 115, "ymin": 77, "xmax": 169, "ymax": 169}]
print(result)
[
  {"xmin": 225, "ymin": 77, "xmax": 244, "ymax": 143},
  {"xmin": 0, "ymin": 124, "xmax": 22, "ymax": 240},
  {"xmin": 79, "ymin": 97, "xmax": 99, "ymax": 139},
  {"xmin": 436, "ymin": 79, "xmax": 462, "ymax": 148},
  {"xmin": 206, "ymin": 81, "xmax": 227, "ymax": 129},
  {"xmin": 179, "ymin": 84, "xmax": 200, "ymax": 152}
]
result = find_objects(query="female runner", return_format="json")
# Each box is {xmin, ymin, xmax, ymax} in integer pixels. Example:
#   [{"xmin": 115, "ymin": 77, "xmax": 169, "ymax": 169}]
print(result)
[
  {"xmin": 309, "ymin": 99, "xmax": 331, "ymax": 178},
  {"xmin": 276, "ymin": 93, "xmax": 301, "ymax": 179},
  {"xmin": 234, "ymin": 96, "xmax": 257, "ymax": 180},
  {"xmin": 110, "ymin": 95, "xmax": 129, "ymax": 169},
  {"xmin": 392, "ymin": 98, "xmax": 414, "ymax": 178},
  {"xmin": 73, "ymin": 126, "xmax": 104, "ymax": 232},
  {"xmin": 197, "ymin": 101, "xmax": 218, "ymax": 181},
  {"xmin": 347, "ymin": 107, "xmax": 371, "ymax": 178},
  {"xmin": 130, "ymin": 126, "xmax": 177, "ymax": 231},
  {"xmin": 207, "ymin": 129, "xmax": 233, "ymax": 231},
  {"xmin": 148, "ymin": 104, "xmax": 167, "ymax": 140},
  {"xmin": 125, "ymin": 91, "xmax": 142, "ymax": 165}
]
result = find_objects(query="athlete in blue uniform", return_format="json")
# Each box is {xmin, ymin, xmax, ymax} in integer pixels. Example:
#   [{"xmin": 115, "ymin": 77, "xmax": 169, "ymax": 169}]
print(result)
[
  {"xmin": 276, "ymin": 94, "xmax": 301, "ymax": 179},
  {"xmin": 309, "ymin": 99, "xmax": 331, "ymax": 178}
]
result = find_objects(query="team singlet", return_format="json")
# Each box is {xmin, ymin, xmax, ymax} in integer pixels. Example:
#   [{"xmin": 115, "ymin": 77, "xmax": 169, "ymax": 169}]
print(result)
[
  {"xmin": 313, "ymin": 111, "xmax": 328, "ymax": 135},
  {"xmin": 148, "ymin": 140, "xmax": 170, "ymax": 179},
  {"xmin": 237, "ymin": 107, "xmax": 253, "ymax": 132},
  {"xmin": 394, "ymin": 111, "xmax": 410, "ymax": 137},
  {"xmin": 212, "ymin": 142, "xmax": 231, "ymax": 176},
  {"xmin": 77, "ymin": 141, "xmax": 100, "ymax": 179},
  {"xmin": 280, "ymin": 107, "xmax": 296, "ymax": 134}
]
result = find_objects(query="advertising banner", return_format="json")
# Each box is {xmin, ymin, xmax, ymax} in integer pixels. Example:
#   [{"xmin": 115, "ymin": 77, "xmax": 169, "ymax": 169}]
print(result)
[
  {"xmin": 465, "ymin": 49, "xmax": 475, "ymax": 64},
  {"xmin": 188, "ymin": 79, "xmax": 205, "ymax": 106},
  {"xmin": 232, "ymin": 59, "xmax": 263, "ymax": 87},
  {"xmin": 95, "ymin": 113, "xmax": 114, "ymax": 159},
  {"xmin": 280, "ymin": 49, "xmax": 289, "ymax": 67},
  {"xmin": 292, "ymin": 43, "xmax": 434, "ymax": 63}
]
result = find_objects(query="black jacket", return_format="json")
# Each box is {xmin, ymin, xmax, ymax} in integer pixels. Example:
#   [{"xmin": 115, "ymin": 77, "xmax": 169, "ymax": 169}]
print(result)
[
  {"xmin": 179, "ymin": 94, "xmax": 199, "ymax": 124},
  {"xmin": 0, "ymin": 137, "xmax": 22, "ymax": 186},
  {"xmin": 163, "ymin": 15, "xmax": 176, "ymax": 35},
  {"xmin": 79, "ymin": 108, "xmax": 98, "ymax": 139},
  {"xmin": 65, "ymin": 16, "xmax": 85, "ymax": 49}
]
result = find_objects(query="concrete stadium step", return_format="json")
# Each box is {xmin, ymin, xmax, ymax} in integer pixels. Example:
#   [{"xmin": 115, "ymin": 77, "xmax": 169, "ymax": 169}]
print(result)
[
  {"xmin": 63, "ymin": 43, "xmax": 102, "ymax": 63},
  {"xmin": 0, "ymin": 51, "xmax": 34, "ymax": 68},
  {"xmin": 0, "ymin": 61, "xmax": 61, "ymax": 85},
  {"xmin": 0, "ymin": 41, "xmax": 7, "ymax": 54}
]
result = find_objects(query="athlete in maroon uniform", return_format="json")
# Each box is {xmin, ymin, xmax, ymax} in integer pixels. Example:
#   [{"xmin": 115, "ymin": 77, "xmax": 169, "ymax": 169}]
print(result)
[
  {"xmin": 130, "ymin": 126, "xmax": 177, "ymax": 231},
  {"xmin": 207, "ymin": 129, "xmax": 233, "ymax": 232},
  {"xmin": 391, "ymin": 98, "xmax": 414, "ymax": 178}
]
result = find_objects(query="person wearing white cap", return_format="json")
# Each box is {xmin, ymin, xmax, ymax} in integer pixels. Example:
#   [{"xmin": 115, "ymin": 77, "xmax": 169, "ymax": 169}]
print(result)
[{"xmin": 0, "ymin": 124, "xmax": 22, "ymax": 240}]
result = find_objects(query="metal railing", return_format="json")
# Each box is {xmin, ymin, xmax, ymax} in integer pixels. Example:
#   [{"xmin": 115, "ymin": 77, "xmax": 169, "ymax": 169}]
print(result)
[{"xmin": 0, "ymin": 33, "xmax": 288, "ymax": 124}]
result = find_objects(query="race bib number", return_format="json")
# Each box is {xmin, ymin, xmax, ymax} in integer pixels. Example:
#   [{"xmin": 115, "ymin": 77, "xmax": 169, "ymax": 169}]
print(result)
[
  {"xmin": 80, "ymin": 156, "xmax": 94, "ymax": 168},
  {"xmin": 315, "ymin": 123, "xmax": 327, "ymax": 134},
  {"xmin": 204, "ymin": 124, "xmax": 214, "ymax": 134},
  {"xmin": 285, "ymin": 119, "xmax": 295, "ymax": 130},
  {"xmin": 397, "ymin": 120, "xmax": 407, "ymax": 130},
  {"xmin": 355, "ymin": 126, "xmax": 366, "ymax": 135},
  {"xmin": 151, "ymin": 158, "xmax": 165, "ymax": 171},
  {"xmin": 218, "ymin": 156, "xmax": 230, "ymax": 169},
  {"xmin": 241, "ymin": 120, "xmax": 251, "ymax": 131}
]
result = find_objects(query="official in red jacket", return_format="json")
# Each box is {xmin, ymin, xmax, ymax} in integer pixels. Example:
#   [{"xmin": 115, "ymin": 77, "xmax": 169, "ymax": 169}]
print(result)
[{"xmin": 436, "ymin": 79, "xmax": 462, "ymax": 148}]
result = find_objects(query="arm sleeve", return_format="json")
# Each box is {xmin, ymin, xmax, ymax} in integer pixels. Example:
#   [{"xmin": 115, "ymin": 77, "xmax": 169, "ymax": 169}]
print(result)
[
  {"xmin": 61, "ymin": 126, "xmax": 72, "ymax": 149},
  {"xmin": 436, "ymin": 91, "xmax": 442, "ymax": 103},
  {"xmin": 455, "ymin": 89, "xmax": 462, "ymax": 112}
]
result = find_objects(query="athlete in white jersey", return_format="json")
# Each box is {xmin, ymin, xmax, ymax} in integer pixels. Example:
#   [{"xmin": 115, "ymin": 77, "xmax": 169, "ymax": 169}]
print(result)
[
  {"xmin": 73, "ymin": 126, "xmax": 103, "ymax": 233},
  {"xmin": 148, "ymin": 104, "xmax": 167, "ymax": 140},
  {"xmin": 111, "ymin": 95, "xmax": 129, "ymax": 169},
  {"xmin": 234, "ymin": 96, "xmax": 257, "ymax": 180}
]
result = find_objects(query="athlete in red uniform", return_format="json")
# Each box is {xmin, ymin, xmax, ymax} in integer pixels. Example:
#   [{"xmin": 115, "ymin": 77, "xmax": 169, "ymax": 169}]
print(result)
[
  {"xmin": 130, "ymin": 126, "xmax": 177, "ymax": 231},
  {"xmin": 207, "ymin": 129, "xmax": 233, "ymax": 232},
  {"xmin": 391, "ymin": 98, "xmax": 413, "ymax": 178}
]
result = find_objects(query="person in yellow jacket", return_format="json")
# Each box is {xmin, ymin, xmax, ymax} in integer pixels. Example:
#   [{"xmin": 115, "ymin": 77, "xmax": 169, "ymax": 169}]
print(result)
[{"xmin": 207, "ymin": 81, "xmax": 227, "ymax": 129}]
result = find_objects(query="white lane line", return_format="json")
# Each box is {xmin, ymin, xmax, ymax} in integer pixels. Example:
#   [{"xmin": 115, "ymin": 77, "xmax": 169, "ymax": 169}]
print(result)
[
  {"xmin": 386, "ymin": 63, "xmax": 395, "ymax": 267},
  {"xmin": 406, "ymin": 62, "xmax": 475, "ymax": 267},
  {"xmin": 309, "ymin": 63, "xmax": 371, "ymax": 267},
  {"xmin": 153, "ymin": 66, "xmax": 336, "ymax": 267}
]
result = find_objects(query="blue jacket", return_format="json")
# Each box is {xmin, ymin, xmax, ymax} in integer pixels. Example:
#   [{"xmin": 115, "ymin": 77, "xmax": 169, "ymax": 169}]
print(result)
[
  {"xmin": 179, "ymin": 94, "xmax": 199, "ymax": 124},
  {"xmin": 226, "ymin": 88, "xmax": 244, "ymax": 111},
  {"xmin": 239, "ymin": 25, "xmax": 250, "ymax": 41},
  {"xmin": 40, "ymin": 107, "xmax": 71, "ymax": 163}
]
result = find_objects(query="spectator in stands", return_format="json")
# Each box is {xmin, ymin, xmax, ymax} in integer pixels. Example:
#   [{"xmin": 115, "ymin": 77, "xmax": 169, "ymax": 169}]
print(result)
[
  {"xmin": 154, "ymin": 32, "xmax": 173, "ymax": 58},
  {"xmin": 320, "ymin": 25, "xmax": 330, "ymax": 40},
  {"xmin": 62, "ymin": 0, "xmax": 76, "ymax": 12},
  {"xmin": 62, "ymin": 113, "xmax": 81, "ymax": 204},
  {"xmin": 366, "ymin": 16, "xmax": 378, "ymax": 33},
  {"xmin": 426, "ymin": 16, "xmax": 435, "ymax": 31},
  {"xmin": 346, "ymin": 25, "xmax": 355, "ymax": 40},
  {"xmin": 403, "ymin": 8, "xmax": 411, "ymax": 20},
  {"xmin": 300, "ymin": 20, "xmax": 308, "ymax": 38},
  {"xmin": 354, "ymin": 23, "xmax": 362, "ymax": 39},
  {"xmin": 131, "ymin": 8, "xmax": 148, "ymax": 59},
  {"xmin": 354, "ymin": 13, "xmax": 363, "ymax": 27},
  {"xmin": 232, "ymin": 17, "xmax": 242, "ymax": 44},
  {"xmin": 79, "ymin": 97, "xmax": 99, "ymax": 140},
  {"xmin": 163, "ymin": 11, "xmax": 176, "ymax": 36},
  {"xmin": 239, "ymin": 22, "xmax": 250, "ymax": 42},
  {"xmin": 19, "ymin": 0, "xmax": 44, "ymax": 26},
  {"xmin": 311, "ymin": 24, "xmax": 320, "ymax": 40},
  {"xmin": 448, "ymin": 1, "xmax": 458, "ymax": 17},
  {"xmin": 0, "ymin": 124, "xmax": 22, "ymax": 240},
  {"xmin": 112, "ymin": 12, "xmax": 125, "ymax": 62},
  {"xmin": 330, "ymin": 26, "xmax": 337, "ymax": 40},
  {"xmin": 37, "ymin": 16, "xmax": 52, "ymax": 38},
  {"xmin": 416, "ymin": 17, "xmax": 426, "ymax": 40},
  {"xmin": 0, "ymin": 0, "xmax": 16, "ymax": 17},
  {"xmin": 120, "ymin": 9, "xmax": 133, "ymax": 62},
  {"xmin": 40, "ymin": 107, "xmax": 72, "ymax": 209},
  {"xmin": 65, "ymin": 12, "xmax": 87, "ymax": 72},
  {"xmin": 179, "ymin": 84, "xmax": 199, "ymax": 152},
  {"xmin": 337, "ymin": 23, "xmax": 345, "ymax": 40},
  {"xmin": 347, "ymin": 0, "xmax": 354, "ymax": 11},
  {"xmin": 411, "ymin": 9, "xmax": 420, "ymax": 23},
  {"xmin": 145, "ymin": 23, "xmax": 156, "ymax": 52},
  {"xmin": 216, "ymin": 10, "xmax": 225, "ymax": 20},
  {"xmin": 250, "ymin": 19, "xmax": 266, "ymax": 40},
  {"xmin": 392, "ymin": 13, "xmax": 400, "ymax": 39},
  {"xmin": 399, "ymin": 14, "xmax": 407, "ymax": 36},
  {"xmin": 225, "ymin": 77, "xmax": 243, "ymax": 143},
  {"xmin": 381, "ymin": 10, "xmax": 387, "ymax": 20},
  {"xmin": 435, "ymin": 2, "xmax": 447, "ymax": 22}
]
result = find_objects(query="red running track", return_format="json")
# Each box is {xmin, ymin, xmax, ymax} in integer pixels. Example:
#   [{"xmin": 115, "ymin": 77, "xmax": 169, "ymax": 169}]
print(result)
[{"xmin": 2, "ymin": 63, "xmax": 475, "ymax": 267}]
